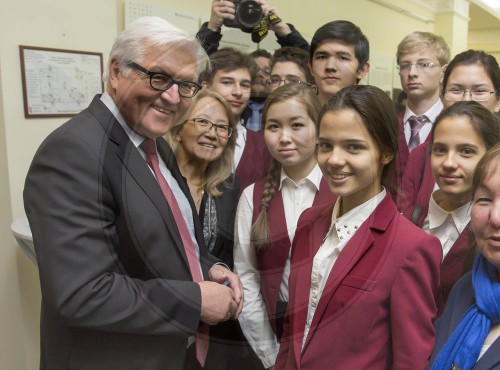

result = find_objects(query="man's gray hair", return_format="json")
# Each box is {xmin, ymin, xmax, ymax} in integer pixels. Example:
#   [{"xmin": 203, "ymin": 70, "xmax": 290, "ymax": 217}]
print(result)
[{"xmin": 102, "ymin": 16, "xmax": 209, "ymax": 86}]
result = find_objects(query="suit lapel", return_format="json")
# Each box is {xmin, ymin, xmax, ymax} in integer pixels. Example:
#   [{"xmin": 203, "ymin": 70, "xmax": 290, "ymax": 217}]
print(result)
[
  {"xmin": 291, "ymin": 206, "xmax": 332, "ymax": 364},
  {"xmin": 100, "ymin": 110, "xmax": 195, "ymax": 274}
]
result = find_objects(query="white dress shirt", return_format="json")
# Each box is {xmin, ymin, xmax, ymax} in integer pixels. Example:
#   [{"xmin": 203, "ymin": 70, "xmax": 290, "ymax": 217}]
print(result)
[
  {"xmin": 423, "ymin": 190, "xmax": 471, "ymax": 260},
  {"xmin": 403, "ymin": 99, "xmax": 443, "ymax": 145},
  {"xmin": 303, "ymin": 189, "xmax": 386, "ymax": 348},
  {"xmin": 234, "ymin": 164, "xmax": 323, "ymax": 368},
  {"xmin": 234, "ymin": 119, "xmax": 246, "ymax": 170}
]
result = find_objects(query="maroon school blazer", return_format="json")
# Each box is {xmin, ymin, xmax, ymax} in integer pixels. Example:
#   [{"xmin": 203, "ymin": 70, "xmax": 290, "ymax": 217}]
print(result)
[
  {"xmin": 275, "ymin": 194, "xmax": 442, "ymax": 370},
  {"xmin": 235, "ymin": 129, "xmax": 272, "ymax": 195},
  {"xmin": 251, "ymin": 177, "xmax": 335, "ymax": 335}
]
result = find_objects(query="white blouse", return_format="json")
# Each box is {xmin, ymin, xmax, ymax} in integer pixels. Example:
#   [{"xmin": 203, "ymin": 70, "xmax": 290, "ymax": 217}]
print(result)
[
  {"xmin": 234, "ymin": 164, "xmax": 323, "ymax": 368},
  {"xmin": 424, "ymin": 189, "xmax": 471, "ymax": 260}
]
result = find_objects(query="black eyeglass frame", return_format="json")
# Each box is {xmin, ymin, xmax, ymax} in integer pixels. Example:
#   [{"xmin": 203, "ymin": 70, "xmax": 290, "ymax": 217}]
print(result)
[
  {"xmin": 185, "ymin": 117, "xmax": 233, "ymax": 138},
  {"xmin": 266, "ymin": 78, "xmax": 314, "ymax": 88},
  {"xmin": 127, "ymin": 61, "xmax": 202, "ymax": 98},
  {"xmin": 443, "ymin": 88, "xmax": 498, "ymax": 102}
]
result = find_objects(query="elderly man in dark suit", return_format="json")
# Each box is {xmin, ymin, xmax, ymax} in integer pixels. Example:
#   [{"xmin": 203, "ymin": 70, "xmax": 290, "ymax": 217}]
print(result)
[{"xmin": 24, "ymin": 16, "xmax": 243, "ymax": 370}]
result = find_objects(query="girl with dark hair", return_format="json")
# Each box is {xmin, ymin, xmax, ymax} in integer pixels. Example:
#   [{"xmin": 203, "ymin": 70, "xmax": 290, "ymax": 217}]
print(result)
[
  {"xmin": 234, "ymin": 83, "xmax": 333, "ymax": 369},
  {"xmin": 401, "ymin": 49, "xmax": 500, "ymax": 223},
  {"xmin": 428, "ymin": 102, "xmax": 499, "ymax": 311},
  {"xmin": 428, "ymin": 142, "xmax": 500, "ymax": 370},
  {"xmin": 275, "ymin": 85, "xmax": 442, "ymax": 370}
]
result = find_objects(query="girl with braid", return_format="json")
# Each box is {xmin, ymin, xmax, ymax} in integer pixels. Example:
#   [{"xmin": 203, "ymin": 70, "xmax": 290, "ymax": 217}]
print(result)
[{"xmin": 234, "ymin": 83, "xmax": 334, "ymax": 370}]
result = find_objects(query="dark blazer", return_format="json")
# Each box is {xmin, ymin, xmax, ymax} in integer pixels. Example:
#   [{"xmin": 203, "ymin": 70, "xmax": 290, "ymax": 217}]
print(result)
[
  {"xmin": 205, "ymin": 175, "xmax": 240, "ymax": 269},
  {"xmin": 275, "ymin": 194, "xmax": 442, "ymax": 370},
  {"xmin": 399, "ymin": 142, "xmax": 434, "ymax": 226},
  {"xmin": 24, "ymin": 95, "xmax": 218, "ymax": 370},
  {"xmin": 428, "ymin": 272, "xmax": 500, "ymax": 369},
  {"xmin": 200, "ymin": 175, "xmax": 264, "ymax": 370}
]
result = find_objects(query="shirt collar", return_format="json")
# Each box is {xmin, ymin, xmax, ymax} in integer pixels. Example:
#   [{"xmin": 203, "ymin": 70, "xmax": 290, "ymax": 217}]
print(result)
[
  {"xmin": 278, "ymin": 164, "xmax": 323, "ymax": 191},
  {"xmin": 404, "ymin": 99, "xmax": 443, "ymax": 124},
  {"xmin": 428, "ymin": 190, "xmax": 472, "ymax": 230},
  {"xmin": 235, "ymin": 119, "xmax": 247, "ymax": 148},
  {"xmin": 100, "ymin": 92, "xmax": 144, "ymax": 148},
  {"xmin": 329, "ymin": 188, "xmax": 387, "ymax": 241}
]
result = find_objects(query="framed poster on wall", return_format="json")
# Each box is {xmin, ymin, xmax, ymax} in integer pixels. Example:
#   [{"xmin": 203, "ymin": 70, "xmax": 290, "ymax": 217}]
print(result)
[{"xmin": 19, "ymin": 45, "xmax": 103, "ymax": 118}]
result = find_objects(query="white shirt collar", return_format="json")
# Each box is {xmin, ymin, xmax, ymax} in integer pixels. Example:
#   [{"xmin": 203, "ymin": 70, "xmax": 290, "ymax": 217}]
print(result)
[
  {"xmin": 428, "ymin": 190, "xmax": 471, "ymax": 231},
  {"xmin": 100, "ymin": 92, "xmax": 144, "ymax": 148},
  {"xmin": 326, "ymin": 188, "xmax": 387, "ymax": 243},
  {"xmin": 278, "ymin": 164, "xmax": 323, "ymax": 192},
  {"xmin": 404, "ymin": 99, "xmax": 443, "ymax": 124}
]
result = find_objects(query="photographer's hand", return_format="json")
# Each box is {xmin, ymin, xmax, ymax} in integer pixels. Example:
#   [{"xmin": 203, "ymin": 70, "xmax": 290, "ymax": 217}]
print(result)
[
  {"xmin": 257, "ymin": 0, "xmax": 292, "ymax": 37},
  {"xmin": 208, "ymin": 0, "xmax": 236, "ymax": 31}
]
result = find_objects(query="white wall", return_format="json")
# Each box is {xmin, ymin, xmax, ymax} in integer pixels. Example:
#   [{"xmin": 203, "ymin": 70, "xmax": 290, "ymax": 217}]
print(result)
[
  {"xmin": 0, "ymin": 0, "xmax": 118, "ymax": 368},
  {"xmin": 0, "ymin": 0, "xmax": 463, "ymax": 368}
]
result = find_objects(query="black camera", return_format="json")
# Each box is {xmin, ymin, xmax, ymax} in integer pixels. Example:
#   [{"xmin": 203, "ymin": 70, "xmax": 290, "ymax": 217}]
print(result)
[{"xmin": 223, "ymin": 0, "xmax": 263, "ymax": 31}]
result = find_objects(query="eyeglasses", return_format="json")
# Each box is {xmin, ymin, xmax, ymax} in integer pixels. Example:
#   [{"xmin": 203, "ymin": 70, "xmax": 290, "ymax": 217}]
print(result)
[
  {"xmin": 444, "ymin": 88, "xmax": 497, "ymax": 102},
  {"xmin": 256, "ymin": 67, "xmax": 271, "ymax": 76},
  {"xmin": 186, "ymin": 118, "xmax": 232, "ymax": 138},
  {"xmin": 266, "ymin": 77, "xmax": 313, "ymax": 88},
  {"xmin": 397, "ymin": 62, "xmax": 441, "ymax": 73},
  {"xmin": 127, "ymin": 62, "xmax": 202, "ymax": 98}
]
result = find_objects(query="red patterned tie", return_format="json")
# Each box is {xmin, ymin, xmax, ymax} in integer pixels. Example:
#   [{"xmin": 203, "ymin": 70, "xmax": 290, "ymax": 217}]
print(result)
[
  {"xmin": 408, "ymin": 115, "xmax": 429, "ymax": 152},
  {"xmin": 140, "ymin": 138, "xmax": 209, "ymax": 367}
]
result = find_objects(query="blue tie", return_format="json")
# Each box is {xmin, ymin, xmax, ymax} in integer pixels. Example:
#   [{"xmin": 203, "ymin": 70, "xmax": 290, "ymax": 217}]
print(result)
[{"xmin": 246, "ymin": 101, "xmax": 264, "ymax": 131}]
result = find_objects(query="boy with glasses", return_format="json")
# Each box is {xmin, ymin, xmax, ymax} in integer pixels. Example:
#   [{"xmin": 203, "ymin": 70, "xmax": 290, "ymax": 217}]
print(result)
[
  {"xmin": 267, "ymin": 46, "xmax": 316, "ymax": 93},
  {"xmin": 395, "ymin": 31, "xmax": 450, "ymax": 193}
]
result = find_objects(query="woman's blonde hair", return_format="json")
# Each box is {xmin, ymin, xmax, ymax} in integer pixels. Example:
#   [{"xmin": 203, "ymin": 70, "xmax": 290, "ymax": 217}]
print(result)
[
  {"xmin": 166, "ymin": 89, "xmax": 237, "ymax": 196},
  {"xmin": 250, "ymin": 83, "xmax": 321, "ymax": 249}
]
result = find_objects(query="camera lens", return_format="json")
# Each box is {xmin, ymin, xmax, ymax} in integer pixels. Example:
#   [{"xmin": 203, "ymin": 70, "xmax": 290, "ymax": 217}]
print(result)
[{"xmin": 237, "ymin": 1, "xmax": 263, "ymax": 28}]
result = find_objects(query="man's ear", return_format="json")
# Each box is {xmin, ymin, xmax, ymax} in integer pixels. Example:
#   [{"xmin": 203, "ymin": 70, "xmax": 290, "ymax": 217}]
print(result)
[
  {"xmin": 356, "ymin": 62, "xmax": 370, "ymax": 81},
  {"xmin": 201, "ymin": 81, "xmax": 209, "ymax": 89},
  {"xmin": 108, "ymin": 58, "xmax": 121, "ymax": 91},
  {"xmin": 381, "ymin": 152, "xmax": 394, "ymax": 165}
]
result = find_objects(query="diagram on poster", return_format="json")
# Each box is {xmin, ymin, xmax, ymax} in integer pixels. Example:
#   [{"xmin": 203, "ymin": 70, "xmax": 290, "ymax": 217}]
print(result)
[{"xmin": 20, "ymin": 46, "xmax": 103, "ymax": 118}]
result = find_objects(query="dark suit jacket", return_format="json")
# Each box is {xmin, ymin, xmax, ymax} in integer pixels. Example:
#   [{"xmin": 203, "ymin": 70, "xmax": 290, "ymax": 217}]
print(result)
[
  {"xmin": 24, "ymin": 95, "xmax": 218, "ymax": 370},
  {"xmin": 399, "ymin": 142, "xmax": 434, "ymax": 226},
  {"xmin": 428, "ymin": 272, "xmax": 500, "ymax": 369},
  {"xmin": 275, "ymin": 194, "xmax": 442, "ymax": 370}
]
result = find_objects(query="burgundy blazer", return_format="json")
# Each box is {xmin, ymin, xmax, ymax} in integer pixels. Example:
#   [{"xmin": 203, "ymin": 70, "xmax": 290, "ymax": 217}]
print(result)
[
  {"xmin": 437, "ymin": 224, "xmax": 472, "ymax": 315},
  {"xmin": 399, "ymin": 142, "xmax": 434, "ymax": 226},
  {"xmin": 396, "ymin": 114, "xmax": 433, "ymax": 208},
  {"xmin": 275, "ymin": 194, "xmax": 442, "ymax": 370},
  {"xmin": 235, "ymin": 129, "xmax": 272, "ymax": 194},
  {"xmin": 251, "ymin": 177, "xmax": 336, "ymax": 335}
]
